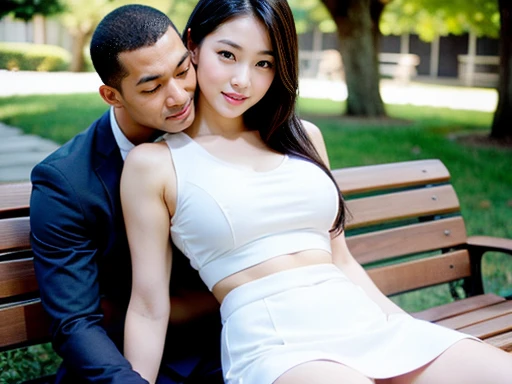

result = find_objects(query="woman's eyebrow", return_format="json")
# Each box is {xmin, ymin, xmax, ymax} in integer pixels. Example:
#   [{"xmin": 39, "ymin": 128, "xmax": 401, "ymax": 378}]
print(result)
[{"xmin": 217, "ymin": 39, "xmax": 274, "ymax": 56}]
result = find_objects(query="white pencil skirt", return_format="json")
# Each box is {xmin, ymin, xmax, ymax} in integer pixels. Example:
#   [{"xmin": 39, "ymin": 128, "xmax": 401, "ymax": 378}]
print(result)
[{"xmin": 219, "ymin": 264, "xmax": 478, "ymax": 384}]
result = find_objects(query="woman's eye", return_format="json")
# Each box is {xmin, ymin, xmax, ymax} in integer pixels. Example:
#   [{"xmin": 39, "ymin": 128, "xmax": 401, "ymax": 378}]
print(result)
[
  {"xmin": 257, "ymin": 60, "xmax": 274, "ymax": 69},
  {"xmin": 219, "ymin": 51, "xmax": 235, "ymax": 60}
]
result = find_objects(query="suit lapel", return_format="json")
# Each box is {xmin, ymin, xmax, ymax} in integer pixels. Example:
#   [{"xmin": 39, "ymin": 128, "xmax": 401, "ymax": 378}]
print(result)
[{"xmin": 93, "ymin": 111, "xmax": 124, "ymax": 220}]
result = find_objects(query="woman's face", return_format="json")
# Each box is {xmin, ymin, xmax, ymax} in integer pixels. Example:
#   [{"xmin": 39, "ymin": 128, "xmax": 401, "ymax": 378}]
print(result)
[{"xmin": 190, "ymin": 15, "xmax": 276, "ymax": 120}]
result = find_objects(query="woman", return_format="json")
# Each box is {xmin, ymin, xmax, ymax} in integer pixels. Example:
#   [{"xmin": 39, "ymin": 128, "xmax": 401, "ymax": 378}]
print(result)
[{"xmin": 121, "ymin": 1, "xmax": 512, "ymax": 383}]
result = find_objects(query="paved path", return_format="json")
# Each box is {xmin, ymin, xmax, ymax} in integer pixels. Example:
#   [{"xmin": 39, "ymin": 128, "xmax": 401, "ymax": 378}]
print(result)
[
  {"xmin": 0, "ymin": 70, "xmax": 499, "ymax": 182},
  {"xmin": 0, "ymin": 70, "xmax": 104, "ymax": 182},
  {"xmin": 0, "ymin": 122, "xmax": 59, "ymax": 182},
  {"xmin": 0, "ymin": 70, "xmax": 103, "ymax": 97}
]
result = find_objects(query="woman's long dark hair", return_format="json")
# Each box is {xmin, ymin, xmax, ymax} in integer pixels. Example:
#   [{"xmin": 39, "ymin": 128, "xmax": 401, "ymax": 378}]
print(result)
[{"xmin": 184, "ymin": 0, "xmax": 346, "ymax": 234}]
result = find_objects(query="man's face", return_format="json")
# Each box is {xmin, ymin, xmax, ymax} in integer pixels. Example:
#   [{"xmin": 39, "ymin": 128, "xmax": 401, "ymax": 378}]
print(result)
[{"xmin": 115, "ymin": 27, "xmax": 196, "ymax": 135}]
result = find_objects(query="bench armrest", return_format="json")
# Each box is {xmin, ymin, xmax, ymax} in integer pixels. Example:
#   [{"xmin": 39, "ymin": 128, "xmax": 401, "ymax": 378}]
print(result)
[
  {"xmin": 466, "ymin": 236, "xmax": 512, "ymax": 256},
  {"xmin": 463, "ymin": 236, "xmax": 512, "ymax": 297}
]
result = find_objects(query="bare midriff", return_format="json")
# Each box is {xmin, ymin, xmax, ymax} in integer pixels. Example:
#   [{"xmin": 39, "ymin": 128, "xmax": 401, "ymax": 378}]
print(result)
[{"xmin": 212, "ymin": 249, "xmax": 333, "ymax": 303}]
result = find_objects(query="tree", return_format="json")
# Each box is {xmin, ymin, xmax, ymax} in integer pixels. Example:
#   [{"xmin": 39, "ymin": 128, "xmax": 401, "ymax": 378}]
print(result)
[
  {"xmin": 320, "ymin": 0, "xmax": 391, "ymax": 117},
  {"xmin": 0, "ymin": 0, "xmax": 64, "ymax": 43},
  {"xmin": 0, "ymin": 0, "xmax": 63, "ymax": 21},
  {"xmin": 492, "ymin": 0, "xmax": 512, "ymax": 140},
  {"xmin": 382, "ymin": 0, "xmax": 511, "ymax": 140},
  {"xmin": 382, "ymin": 0, "xmax": 499, "ymax": 40}
]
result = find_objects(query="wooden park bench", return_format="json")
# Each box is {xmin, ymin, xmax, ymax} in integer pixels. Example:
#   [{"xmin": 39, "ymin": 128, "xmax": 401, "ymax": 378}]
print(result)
[
  {"xmin": 378, "ymin": 53, "xmax": 420, "ymax": 84},
  {"xmin": 299, "ymin": 50, "xmax": 420, "ymax": 85},
  {"xmin": 0, "ymin": 159, "xmax": 510, "ymax": 381},
  {"xmin": 457, "ymin": 54, "xmax": 500, "ymax": 88},
  {"xmin": 337, "ymin": 159, "xmax": 512, "ymax": 352}
]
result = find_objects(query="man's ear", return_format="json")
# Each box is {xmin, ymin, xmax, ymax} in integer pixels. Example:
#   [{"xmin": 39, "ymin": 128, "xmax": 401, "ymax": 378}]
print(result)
[
  {"xmin": 99, "ymin": 85, "xmax": 123, "ymax": 107},
  {"xmin": 186, "ymin": 28, "xmax": 199, "ymax": 64}
]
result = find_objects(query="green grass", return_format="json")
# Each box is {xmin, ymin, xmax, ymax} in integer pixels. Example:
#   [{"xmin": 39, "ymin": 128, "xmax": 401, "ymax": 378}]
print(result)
[
  {"xmin": 0, "ymin": 344, "xmax": 60, "ymax": 384},
  {"xmin": 0, "ymin": 93, "xmax": 511, "ymax": 382},
  {"xmin": 0, "ymin": 94, "xmax": 107, "ymax": 144}
]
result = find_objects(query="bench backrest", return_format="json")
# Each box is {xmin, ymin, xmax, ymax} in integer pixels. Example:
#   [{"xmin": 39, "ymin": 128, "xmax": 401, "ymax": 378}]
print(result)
[
  {"xmin": 336, "ymin": 159, "xmax": 470, "ymax": 296},
  {"xmin": 0, "ymin": 181, "xmax": 50, "ymax": 351},
  {"xmin": 0, "ymin": 159, "xmax": 472, "ymax": 351}
]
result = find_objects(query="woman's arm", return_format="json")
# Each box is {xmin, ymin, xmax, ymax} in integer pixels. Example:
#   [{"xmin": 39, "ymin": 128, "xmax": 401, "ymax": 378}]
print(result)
[
  {"xmin": 121, "ymin": 143, "xmax": 175, "ymax": 383},
  {"xmin": 302, "ymin": 119, "xmax": 406, "ymax": 316},
  {"xmin": 330, "ymin": 232, "xmax": 405, "ymax": 315}
]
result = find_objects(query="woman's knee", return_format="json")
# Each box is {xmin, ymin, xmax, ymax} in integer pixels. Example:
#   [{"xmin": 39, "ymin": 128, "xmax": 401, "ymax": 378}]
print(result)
[{"xmin": 273, "ymin": 360, "xmax": 374, "ymax": 384}]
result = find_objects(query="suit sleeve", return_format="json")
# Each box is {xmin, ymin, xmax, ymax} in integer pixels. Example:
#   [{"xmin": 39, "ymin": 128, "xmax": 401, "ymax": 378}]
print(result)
[{"xmin": 30, "ymin": 162, "xmax": 148, "ymax": 384}]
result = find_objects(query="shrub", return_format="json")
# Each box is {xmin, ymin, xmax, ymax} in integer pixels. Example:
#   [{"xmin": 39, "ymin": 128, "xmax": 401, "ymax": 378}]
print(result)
[{"xmin": 0, "ymin": 42, "xmax": 71, "ymax": 72}]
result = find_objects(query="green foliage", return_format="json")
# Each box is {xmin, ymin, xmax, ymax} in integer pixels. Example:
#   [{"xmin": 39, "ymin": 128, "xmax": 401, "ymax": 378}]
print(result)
[
  {"xmin": 0, "ymin": 343, "xmax": 61, "ymax": 383},
  {"xmin": 0, "ymin": 0, "xmax": 64, "ymax": 21},
  {"xmin": 57, "ymin": 0, "xmax": 175, "ymax": 32},
  {"xmin": 168, "ymin": 0, "xmax": 198, "ymax": 33},
  {"xmin": 0, "ymin": 42, "xmax": 71, "ymax": 71},
  {"xmin": 382, "ymin": 0, "xmax": 500, "ymax": 41},
  {"xmin": 288, "ymin": 0, "xmax": 335, "ymax": 34}
]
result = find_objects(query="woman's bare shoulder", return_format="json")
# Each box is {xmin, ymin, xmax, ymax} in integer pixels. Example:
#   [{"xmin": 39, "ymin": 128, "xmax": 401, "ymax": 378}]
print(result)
[
  {"xmin": 122, "ymin": 141, "xmax": 175, "ymax": 190},
  {"xmin": 124, "ymin": 141, "xmax": 170, "ymax": 171},
  {"xmin": 300, "ymin": 119, "xmax": 330, "ymax": 166},
  {"xmin": 300, "ymin": 119, "xmax": 323, "ymax": 138}
]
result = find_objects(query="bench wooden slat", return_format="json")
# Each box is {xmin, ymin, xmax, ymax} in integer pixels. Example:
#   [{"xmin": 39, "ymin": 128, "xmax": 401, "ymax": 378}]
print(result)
[
  {"xmin": 0, "ymin": 301, "xmax": 50, "ymax": 349},
  {"xmin": 0, "ymin": 182, "xmax": 31, "ymax": 215},
  {"xmin": 367, "ymin": 250, "xmax": 471, "ymax": 296},
  {"xmin": 347, "ymin": 216, "xmax": 467, "ymax": 265},
  {"xmin": 459, "ymin": 313, "xmax": 512, "ymax": 339},
  {"xmin": 334, "ymin": 159, "xmax": 450, "ymax": 196},
  {"xmin": 436, "ymin": 301, "xmax": 512, "ymax": 329},
  {"xmin": 413, "ymin": 293, "xmax": 506, "ymax": 322},
  {"xmin": 345, "ymin": 185, "xmax": 460, "ymax": 229},
  {"xmin": 0, "ymin": 258, "xmax": 38, "ymax": 298},
  {"xmin": 0, "ymin": 217, "xmax": 31, "ymax": 252},
  {"xmin": 484, "ymin": 331, "xmax": 512, "ymax": 352}
]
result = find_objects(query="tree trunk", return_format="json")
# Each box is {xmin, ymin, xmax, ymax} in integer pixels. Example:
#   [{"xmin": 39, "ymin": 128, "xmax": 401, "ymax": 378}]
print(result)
[
  {"xmin": 491, "ymin": 0, "xmax": 512, "ymax": 140},
  {"xmin": 321, "ymin": 0, "xmax": 386, "ymax": 116},
  {"xmin": 69, "ymin": 27, "xmax": 92, "ymax": 72},
  {"xmin": 33, "ymin": 15, "xmax": 46, "ymax": 44}
]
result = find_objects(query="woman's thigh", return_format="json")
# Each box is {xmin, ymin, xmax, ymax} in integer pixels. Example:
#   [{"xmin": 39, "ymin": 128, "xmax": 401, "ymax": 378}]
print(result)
[
  {"xmin": 389, "ymin": 339, "xmax": 512, "ymax": 384},
  {"xmin": 273, "ymin": 360, "xmax": 374, "ymax": 384}
]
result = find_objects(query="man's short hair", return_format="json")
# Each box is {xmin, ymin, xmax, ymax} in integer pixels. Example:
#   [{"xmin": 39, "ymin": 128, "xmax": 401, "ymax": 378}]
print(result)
[{"xmin": 90, "ymin": 4, "xmax": 178, "ymax": 91}]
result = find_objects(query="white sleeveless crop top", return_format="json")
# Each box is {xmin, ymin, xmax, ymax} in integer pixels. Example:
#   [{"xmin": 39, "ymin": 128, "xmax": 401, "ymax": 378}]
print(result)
[{"xmin": 164, "ymin": 132, "xmax": 339, "ymax": 291}]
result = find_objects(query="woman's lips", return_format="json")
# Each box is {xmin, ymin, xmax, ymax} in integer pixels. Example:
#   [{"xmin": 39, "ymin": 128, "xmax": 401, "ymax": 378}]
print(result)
[{"xmin": 222, "ymin": 92, "xmax": 248, "ymax": 105}]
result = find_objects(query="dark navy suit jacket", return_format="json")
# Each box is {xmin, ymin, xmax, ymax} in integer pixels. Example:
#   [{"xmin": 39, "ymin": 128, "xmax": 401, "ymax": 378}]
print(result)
[{"xmin": 30, "ymin": 111, "xmax": 221, "ymax": 384}]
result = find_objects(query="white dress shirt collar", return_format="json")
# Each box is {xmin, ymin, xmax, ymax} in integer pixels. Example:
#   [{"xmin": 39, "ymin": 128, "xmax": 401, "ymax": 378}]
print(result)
[{"xmin": 109, "ymin": 106, "xmax": 134, "ymax": 161}]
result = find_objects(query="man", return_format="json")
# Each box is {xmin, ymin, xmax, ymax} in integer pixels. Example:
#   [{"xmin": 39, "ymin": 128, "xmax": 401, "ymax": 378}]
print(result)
[{"xmin": 30, "ymin": 5, "xmax": 221, "ymax": 383}]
